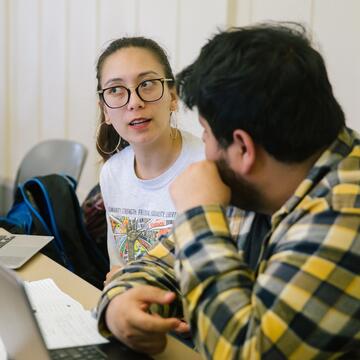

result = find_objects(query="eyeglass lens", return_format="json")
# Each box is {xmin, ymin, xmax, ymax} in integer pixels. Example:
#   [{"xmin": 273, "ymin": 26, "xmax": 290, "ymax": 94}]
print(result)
[{"xmin": 103, "ymin": 79, "xmax": 165, "ymax": 108}]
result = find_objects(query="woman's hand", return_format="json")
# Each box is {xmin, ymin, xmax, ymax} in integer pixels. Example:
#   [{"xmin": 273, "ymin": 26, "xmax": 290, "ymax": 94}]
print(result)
[{"xmin": 104, "ymin": 265, "xmax": 123, "ymax": 287}]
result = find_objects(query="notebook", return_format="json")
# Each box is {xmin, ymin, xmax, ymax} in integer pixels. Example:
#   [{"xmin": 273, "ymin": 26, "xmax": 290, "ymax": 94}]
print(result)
[
  {"xmin": 0, "ymin": 233, "xmax": 53, "ymax": 269},
  {"xmin": 0, "ymin": 264, "xmax": 152, "ymax": 360}
]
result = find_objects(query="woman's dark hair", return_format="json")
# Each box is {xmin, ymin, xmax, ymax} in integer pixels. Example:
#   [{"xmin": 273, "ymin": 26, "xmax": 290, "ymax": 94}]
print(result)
[
  {"xmin": 177, "ymin": 23, "xmax": 345, "ymax": 163},
  {"xmin": 96, "ymin": 37, "xmax": 175, "ymax": 161}
]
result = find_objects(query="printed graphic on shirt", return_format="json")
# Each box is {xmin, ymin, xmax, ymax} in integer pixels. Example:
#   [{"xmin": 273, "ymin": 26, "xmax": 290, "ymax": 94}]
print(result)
[{"xmin": 108, "ymin": 208, "xmax": 176, "ymax": 263}]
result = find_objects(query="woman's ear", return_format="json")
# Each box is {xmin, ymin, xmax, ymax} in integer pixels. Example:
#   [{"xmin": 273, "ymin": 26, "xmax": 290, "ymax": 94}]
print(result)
[
  {"xmin": 99, "ymin": 101, "xmax": 111, "ymax": 125},
  {"xmin": 169, "ymin": 88, "xmax": 178, "ymax": 112},
  {"xmin": 227, "ymin": 129, "xmax": 256, "ymax": 175}
]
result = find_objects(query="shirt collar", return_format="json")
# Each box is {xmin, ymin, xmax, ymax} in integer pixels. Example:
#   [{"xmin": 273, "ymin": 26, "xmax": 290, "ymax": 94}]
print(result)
[{"xmin": 271, "ymin": 127, "xmax": 357, "ymax": 227}]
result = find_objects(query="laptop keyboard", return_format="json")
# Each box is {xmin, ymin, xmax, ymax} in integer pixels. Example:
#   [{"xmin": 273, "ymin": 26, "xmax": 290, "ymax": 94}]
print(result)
[
  {"xmin": 50, "ymin": 345, "xmax": 107, "ymax": 359},
  {"xmin": 0, "ymin": 235, "xmax": 15, "ymax": 248}
]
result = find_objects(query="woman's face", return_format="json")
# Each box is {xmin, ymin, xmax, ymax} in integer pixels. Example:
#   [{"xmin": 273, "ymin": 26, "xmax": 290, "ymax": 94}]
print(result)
[{"xmin": 100, "ymin": 47, "xmax": 177, "ymax": 147}]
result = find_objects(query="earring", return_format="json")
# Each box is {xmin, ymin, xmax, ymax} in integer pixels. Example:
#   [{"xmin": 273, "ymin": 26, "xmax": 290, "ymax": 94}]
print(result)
[
  {"xmin": 96, "ymin": 122, "xmax": 122, "ymax": 155},
  {"xmin": 170, "ymin": 111, "xmax": 179, "ymax": 139}
]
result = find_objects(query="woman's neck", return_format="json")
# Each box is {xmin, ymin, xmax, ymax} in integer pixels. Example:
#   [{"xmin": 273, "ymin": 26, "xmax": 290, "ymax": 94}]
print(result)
[{"xmin": 133, "ymin": 128, "xmax": 182, "ymax": 180}]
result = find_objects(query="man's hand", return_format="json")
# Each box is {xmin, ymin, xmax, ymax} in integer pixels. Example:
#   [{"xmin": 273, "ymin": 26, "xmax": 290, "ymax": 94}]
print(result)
[
  {"xmin": 105, "ymin": 285, "xmax": 182, "ymax": 354},
  {"xmin": 170, "ymin": 160, "xmax": 231, "ymax": 213}
]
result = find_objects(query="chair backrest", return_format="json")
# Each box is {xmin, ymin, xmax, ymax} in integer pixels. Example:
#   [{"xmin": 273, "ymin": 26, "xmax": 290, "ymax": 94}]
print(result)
[{"xmin": 14, "ymin": 139, "xmax": 88, "ymax": 193}]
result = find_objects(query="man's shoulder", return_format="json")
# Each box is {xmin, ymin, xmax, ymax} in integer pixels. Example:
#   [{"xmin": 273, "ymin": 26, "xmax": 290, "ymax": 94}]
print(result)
[
  {"xmin": 302, "ymin": 128, "xmax": 360, "ymax": 215},
  {"xmin": 324, "ymin": 132, "xmax": 360, "ymax": 214}
]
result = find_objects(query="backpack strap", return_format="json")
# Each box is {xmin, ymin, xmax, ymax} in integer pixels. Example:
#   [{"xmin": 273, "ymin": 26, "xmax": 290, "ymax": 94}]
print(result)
[
  {"xmin": 6, "ymin": 185, "xmax": 35, "ymax": 234},
  {"xmin": 23, "ymin": 174, "xmax": 108, "ymax": 288},
  {"xmin": 23, "ymin": 177, "xmax": 74, "ymax": 271}
]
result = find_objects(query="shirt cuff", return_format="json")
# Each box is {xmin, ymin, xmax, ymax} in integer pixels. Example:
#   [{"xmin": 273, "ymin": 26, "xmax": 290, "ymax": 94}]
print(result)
[{"xmin": 97, "ymin": 284, "xmax": 131, "ymax": 337}]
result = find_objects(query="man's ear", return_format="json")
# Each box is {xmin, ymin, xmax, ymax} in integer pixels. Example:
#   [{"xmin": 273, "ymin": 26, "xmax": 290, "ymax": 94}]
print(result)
[{"xmin": 227, "ymin": 129, "xmax": 256, "ymax": 175}]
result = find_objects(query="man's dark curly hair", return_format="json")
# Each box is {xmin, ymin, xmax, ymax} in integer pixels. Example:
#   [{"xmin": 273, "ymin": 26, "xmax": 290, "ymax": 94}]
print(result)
[{"xmin": 176, "ymin": 23, "xmax": 345, "ymax": 163}]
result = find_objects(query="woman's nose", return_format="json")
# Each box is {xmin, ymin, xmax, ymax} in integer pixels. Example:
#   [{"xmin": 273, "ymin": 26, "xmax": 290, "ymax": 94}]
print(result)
[{"xmin": 126, "ymin": 89, "xmax": 144, "ymax": 110}]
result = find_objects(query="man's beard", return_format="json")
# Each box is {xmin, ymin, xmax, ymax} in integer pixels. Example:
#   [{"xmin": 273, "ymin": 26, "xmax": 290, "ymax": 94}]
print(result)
[{"xmin": 215, "ymin": 157, "xmax": 265, "ymax": 213}]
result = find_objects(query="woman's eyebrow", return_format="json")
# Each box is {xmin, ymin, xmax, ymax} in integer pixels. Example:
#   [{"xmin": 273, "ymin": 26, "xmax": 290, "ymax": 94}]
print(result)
[
  {"xmin": 103, "ymin": 71, "xmax": 162, "ymax": 88},
  {"xmin": 137, "ymin": 70, "xmax": 161, "ymax": 78},
  {"xmin": 103, "ymin": 77, "xmax": 123, "ymax": 87}
]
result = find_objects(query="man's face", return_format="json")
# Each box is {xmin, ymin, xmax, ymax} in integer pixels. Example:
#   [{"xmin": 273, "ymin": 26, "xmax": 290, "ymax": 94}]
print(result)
[
  {"xmin": 199, "ymin": 116, "xmax": 264, "ymax": 212},
  {"xmin": 199, "ymin": 116, "xmax": 223, "ymax": 161}
]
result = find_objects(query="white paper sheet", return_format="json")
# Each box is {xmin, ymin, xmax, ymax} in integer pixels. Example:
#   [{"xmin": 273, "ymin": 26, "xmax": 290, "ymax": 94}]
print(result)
[{"xmin": 24, "ymin": 279, "xmax": 108, "ymax": 350}]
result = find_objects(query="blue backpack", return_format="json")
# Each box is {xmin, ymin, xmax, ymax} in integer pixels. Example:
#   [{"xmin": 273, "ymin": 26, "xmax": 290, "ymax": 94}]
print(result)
[{"xmin": 0, "ymin": 174, "xmax": 109, "ymax": 289}]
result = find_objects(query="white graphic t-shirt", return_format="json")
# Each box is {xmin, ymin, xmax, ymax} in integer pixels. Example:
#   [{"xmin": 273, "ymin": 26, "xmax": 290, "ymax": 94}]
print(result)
[{"xmin": 100, "ymin": 130, "xmax": 204, "ymax": 267}]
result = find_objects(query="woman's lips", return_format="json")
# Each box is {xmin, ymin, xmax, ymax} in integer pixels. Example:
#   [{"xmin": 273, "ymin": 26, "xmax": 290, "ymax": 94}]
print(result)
[{"xmin": 129, "ymin": 118, "xmax": 151, "ymax": 128}]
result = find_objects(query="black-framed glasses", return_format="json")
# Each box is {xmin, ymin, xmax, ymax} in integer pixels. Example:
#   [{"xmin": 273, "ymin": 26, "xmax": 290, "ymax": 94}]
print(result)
[{"xmin": 98, "ymin": 78, "xmax": 174, "ymax": 109}]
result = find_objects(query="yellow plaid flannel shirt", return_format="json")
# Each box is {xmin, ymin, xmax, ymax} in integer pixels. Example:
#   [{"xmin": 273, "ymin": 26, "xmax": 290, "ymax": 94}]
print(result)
[{"xmin": 97, "ymin": 127, "xmax": 360, "ymax": 359}]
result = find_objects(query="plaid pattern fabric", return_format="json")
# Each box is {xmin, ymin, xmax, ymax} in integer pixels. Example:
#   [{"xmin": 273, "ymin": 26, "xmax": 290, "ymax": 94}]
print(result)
[
  {"xmin": 174, "ymin": 127, "xmax": 360, "ymax": 359},
  {"xmin": 96, "ymin": 206, "xmax": 254, "ymax": 334},
  {"xmin": 97, "ymin": 127, "xmax": 360, "ymax": 358}
]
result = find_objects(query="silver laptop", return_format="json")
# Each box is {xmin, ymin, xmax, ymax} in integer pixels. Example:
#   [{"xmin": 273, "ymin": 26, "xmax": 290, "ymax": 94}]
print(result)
[
  {"xmin": 0, "ymin": 264, "xmax": 152, "ymax": 360},
  {"xmin": 0, "ymin": 233, "xmax": 53, "ymax": 269}
]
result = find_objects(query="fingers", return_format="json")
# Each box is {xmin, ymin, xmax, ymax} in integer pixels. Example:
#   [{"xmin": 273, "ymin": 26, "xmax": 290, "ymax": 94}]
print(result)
[
  {"xmin": 104, "ymin": 265, "xmax": 123, "ymax": 287},
  {"xmin": 105, "ymin": 286, "xmax": 182, "ymax": 354},
  {"xmin": 123, "ymin": 331, "xmax": 168, "ymax": 355},
  {"xmin": 173, "ymin": 320, "xmax": 190, "ymax": 333},
  {"xmin": 170, "ymin": 160, "xmax": 231, "ymax": 213},
  {"xmin": 131, "ymin": 285, "xmax": 176, "ymax": 305},
  {"xmin": 120, "ymin": 313, "xmax": 178, "ymax": 354},
  {"xmin": 132, "ymin": 310, "xmax": 181, "ymax": 333}
]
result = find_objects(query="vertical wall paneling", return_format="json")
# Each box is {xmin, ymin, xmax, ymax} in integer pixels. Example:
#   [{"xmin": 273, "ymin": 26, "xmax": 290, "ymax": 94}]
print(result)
[
  {"xmin": 227, "ymin": 0, "xmax": 237, "ymax": 27},
  {"xmin": 137, "ymin": 0, "xmax": 181, "ymax": 135},
  {"xmin": 41, "ymin": 0, "xmax": 67, "ymax": 139},
  {"xmin": 251, "ymin": 0, "xmax": 312, "ymax": 25},
  {"xmin": 9, "ymin": 0, "xmax": 41, "ymax": 178},
  {"xmin": 67, "ymin": 0, "xmax": 98, "ymax": 197},
  {"xmin": 97, "ymin": 0, "xmax": 137, "ymax": 51},
  {"xmin": 177, "ymin": 0, "xmax": 228, "ymax": 136},
  {"xmin": 0, "ymin": 0, "xmax": 8, "ymax": 181},
  {"xmin": 137, "ymin": 0, "xmax": 178, "ymax": 70},
  {"xmin": 177, "ymin": 0, "xmax": 227, "ymax": 71},
  {"xmin": 1, "ymin": 0, "xmax": 359, "ymax": 200},
  {"xmin": 234, "ymin": 0, "xmax": 252, "ymax": 27},
  {"xmin": 312, "ymin": 0, "xmax": 360, "ymax": 131}
]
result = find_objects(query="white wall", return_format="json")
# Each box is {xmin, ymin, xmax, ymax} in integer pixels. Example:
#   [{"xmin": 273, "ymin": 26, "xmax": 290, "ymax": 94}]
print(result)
[
  {"xmin": 0, "ymin": 0, "xmax": 359, "ymax": 203},
  {"xmin": 311, "ymin": 0, "xmax": 360, "ymax": 132},
  {"xmin": 235, "ymin": 0, "xmax": 360, "ymax": 132},
  {"xmin": 0, "ymin": 0, "xmax": 8, "ymax": 180}
]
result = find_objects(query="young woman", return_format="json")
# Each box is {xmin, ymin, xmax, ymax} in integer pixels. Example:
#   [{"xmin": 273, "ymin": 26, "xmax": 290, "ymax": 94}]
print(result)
[{"xmin": 96, "ymin": 37, "xmax": 204, "ymax": 274}]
